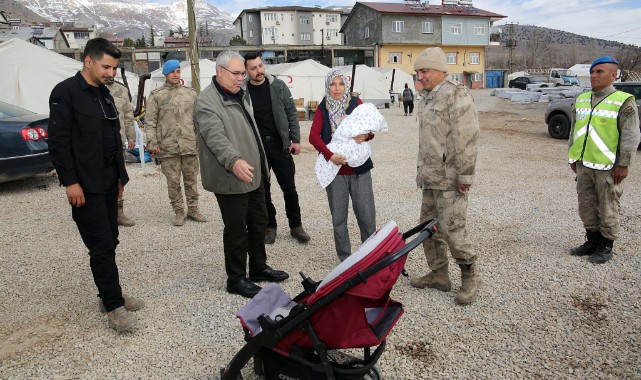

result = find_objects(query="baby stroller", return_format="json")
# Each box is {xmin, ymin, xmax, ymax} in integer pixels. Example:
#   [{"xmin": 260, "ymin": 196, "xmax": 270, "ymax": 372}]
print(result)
[{"xmin": 219, "ymin": 219, "xmax": 438, "ymax": 380}]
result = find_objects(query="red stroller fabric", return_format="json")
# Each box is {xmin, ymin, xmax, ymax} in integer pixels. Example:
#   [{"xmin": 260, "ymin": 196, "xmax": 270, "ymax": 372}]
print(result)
[{"xmin": 273, "ymin": 222, "xmax": 407, "ymax": 354}]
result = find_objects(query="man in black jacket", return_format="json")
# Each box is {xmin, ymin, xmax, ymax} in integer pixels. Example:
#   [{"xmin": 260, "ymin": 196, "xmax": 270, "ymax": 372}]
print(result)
[
  {"xmin": 48, "ymin": 38, "xmax": 144, "ymax": 332},
  {"xmin": 243, "ymin": 52, "xmax": 310, "ymax": 245}
]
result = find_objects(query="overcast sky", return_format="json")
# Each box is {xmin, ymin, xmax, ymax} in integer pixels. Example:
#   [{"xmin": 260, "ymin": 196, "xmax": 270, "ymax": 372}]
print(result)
[{"xmin": 152, "ymin": 0, "xmax": 641, "ymax": 46}]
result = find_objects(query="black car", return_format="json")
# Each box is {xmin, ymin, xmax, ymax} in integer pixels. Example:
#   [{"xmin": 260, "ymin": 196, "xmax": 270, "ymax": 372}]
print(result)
[
  {"xmin": 0, "ymin": 101, "xmax": 53, "ymax": 183},
  {"xmin": 508, "ymin": 76, "xmax": 548, "ymax": 90}
]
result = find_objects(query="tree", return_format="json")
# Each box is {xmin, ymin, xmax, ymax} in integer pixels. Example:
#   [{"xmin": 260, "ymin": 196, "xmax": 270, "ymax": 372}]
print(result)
[
  {"xmin": 148, "ymin": 25, "xmax": 156, "ymax": 47},
  {"xmin": 229, "ymin": 35, "xmax": 247, "ymax": 46},
  {"xmin": 134, "ymin": 35, "xmax": 146, "ymax": 48},
  {"xmin": 123, "ymin": 38, "xmax": 134, "ymax": 47},
  {"xmin": 616, "ymin": 46, "xmax": 641, "ymax": 81},
  {"xmin": 176, "ymin": 26, "xmax": 184, "ymax": 36},
  {"xmin": 521, "ymin": 29, "xmax": 551, "ymax": 69}
]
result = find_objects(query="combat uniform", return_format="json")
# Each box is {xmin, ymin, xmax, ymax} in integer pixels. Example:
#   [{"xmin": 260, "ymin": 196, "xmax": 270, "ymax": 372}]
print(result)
[
  {"xmin": 106, "ymin": 81, "xmax": 135, "ymax": 146},
  {"xmin": 416, "ymin": 77, "xmax": 479, "ymax": 271},
  {"xmin": 106, "ymin": 81, "xmax": 136, "ymax": 227},
  {"xmin": 145, "ymin": 82, "xmax": 203, "ymax": 224},
  {"xmin": 568, "ymin": 84, "xmax": 639, "ymax": 261}
]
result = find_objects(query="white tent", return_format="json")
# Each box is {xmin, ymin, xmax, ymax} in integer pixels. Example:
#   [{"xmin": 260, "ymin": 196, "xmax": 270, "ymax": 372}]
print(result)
[
  {"xmin": 568, "ymin": 64, "xmax": 592, "ymax": 87},
  {"xmin": 372, "ymin": 67, "xmax": 415, "ymax": 96},
  {"xmin": 146, "ymin": 59, "xmax": 217, "ymax": 96},
  {"xmin": 334, "ymin": 65, "xmax": 391, "ymax": 107},
  {"xmin": 266, "ymin": 59, "xmax": 330, "ymax": 105},
  {"xmin": 0, "ymin": 38, "xmax": 139, "ymax": 114}
]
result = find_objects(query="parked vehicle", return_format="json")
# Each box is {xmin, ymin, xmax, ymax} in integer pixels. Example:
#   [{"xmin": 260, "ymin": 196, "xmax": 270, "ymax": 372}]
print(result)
[
  {"xmin": 0, "ymin": 101, "xmax": 53, "ymax": 183},
  {"xmin": 545, "ymin": 82, "xmax": 641, "ymax": 144},
  {"xmin": 548, "ymin": 68, "xmax": 580, "ymax": 86},
  {"xmin": 508, "ymin": 76, "xmax": 549, "ymax": 90}
]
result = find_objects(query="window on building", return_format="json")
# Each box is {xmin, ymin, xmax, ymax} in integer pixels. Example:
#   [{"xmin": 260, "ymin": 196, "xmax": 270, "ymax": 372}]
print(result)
[
  {"xmin": 469, "ymin": 52, "xmax": 480, "ymax": 64},
  {"xmin": 474, "ymin": 24, "xmax": 485, "ymax": 35},
  {"xmin": 421, "ymin": 21, "xmax": 433, "ymax": 34},
  {"xmin": 364, "ymin": 27, "xmax": 370, "ymax": 39},
  {"xmin": 248, "ymin": 14, "xmax": 253, "ymax": 22},
  {"xmin": 326, "ymin": 14, "xmax": 338, "ymax": 23},
  {"xmin": 291, "ymin": 14, "xmax": 294, "ymax": 21},
  {"xmin": 392, "ymin": 21, "xmax": 404, "ymax": 33},
  {"xmin": 447, "ymin": 52, "xmax": 457, "ymax": 64},
  {"xmin": 451, "ymin": 23, "xmax": 462, "ymax": 35},
  {"xmin": 300, "ymin": 32, "xmax": 311, "ymax": 41},
  {"xmin": 389, "ymin": 52, "xmax": 401, "ymax": 63},
  {"xmin": 300, "ymin": 16, "xmax": 310, "ymax": 24},
  {"xmin": 451, "ymin": 73, "xmax": 463, "ymax": 82},
  {"xmin": 473, "ymin": 73, "xmax": 482, "ymax": 82},
  {"xmin": 249, "ymin": 30, "xmax": 253, "ymax": 38}
]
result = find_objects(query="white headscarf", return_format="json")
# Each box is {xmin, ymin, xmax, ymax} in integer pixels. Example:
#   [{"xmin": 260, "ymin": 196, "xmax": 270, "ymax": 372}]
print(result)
[{"xmin": 324, "ymin": 68, "xmax": 352, "ymax": 133}]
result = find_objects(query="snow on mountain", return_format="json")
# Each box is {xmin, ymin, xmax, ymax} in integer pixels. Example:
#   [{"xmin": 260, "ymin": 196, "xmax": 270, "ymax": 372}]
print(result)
[{"xmin": 14, "ymin": 0, "xmax": 234, "ymax": 38}]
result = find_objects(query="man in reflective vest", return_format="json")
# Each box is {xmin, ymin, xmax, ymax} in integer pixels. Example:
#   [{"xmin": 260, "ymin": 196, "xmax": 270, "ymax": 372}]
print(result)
[{"xmin": 568, "ymin": 56, "xmax": 640, "ymax": 264}]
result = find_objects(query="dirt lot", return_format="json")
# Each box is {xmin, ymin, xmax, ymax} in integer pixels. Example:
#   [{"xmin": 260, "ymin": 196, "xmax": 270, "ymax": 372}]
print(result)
[{"xmin": 1, "ymin": 89, "xmax": 640, "ymax": 379}]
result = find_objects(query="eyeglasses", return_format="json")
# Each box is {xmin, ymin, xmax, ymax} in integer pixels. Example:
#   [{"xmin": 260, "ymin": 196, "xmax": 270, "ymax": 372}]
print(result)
[
  {"xmin": 220, "ymin": 65, "xmax": 247, "ymax": 79},
  {"xmin": 98, "ymin": 97, "xmax": 119, "ymax": 120}
]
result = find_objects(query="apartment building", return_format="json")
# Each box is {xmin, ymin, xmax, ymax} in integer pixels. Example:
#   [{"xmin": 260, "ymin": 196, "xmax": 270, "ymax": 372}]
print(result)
[
  {"xmin": 341, "ymin": 0, "xmax": 505, "ymax": 88},
  {"xmin": 234, "ymin": 6, "xmax": 343, "ymax": 46}
]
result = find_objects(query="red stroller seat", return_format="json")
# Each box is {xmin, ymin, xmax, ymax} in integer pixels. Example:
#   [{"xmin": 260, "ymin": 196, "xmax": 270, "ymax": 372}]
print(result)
[{"xmin": 221, "ymin": 219, "xmax": 438, "ymax": 380}]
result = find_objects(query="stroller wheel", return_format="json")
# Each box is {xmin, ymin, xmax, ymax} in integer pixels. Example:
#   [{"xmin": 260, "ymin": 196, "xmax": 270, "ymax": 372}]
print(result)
[{"xmin": 363, "ymin": 365, "xmax": 382, "ymax": 380}]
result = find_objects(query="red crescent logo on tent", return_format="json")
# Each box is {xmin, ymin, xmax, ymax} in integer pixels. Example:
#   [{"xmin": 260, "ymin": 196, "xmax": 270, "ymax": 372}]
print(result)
[
  {"xmin": 347, "ymin": 76, "xmax": 352, "ymax": 82},
  {"xmin": 287, "ymin": 76, "xmax": 293, "ymax": 84},
  {"xmin": 180, "ymin": 78, "xmax": 185, "ymax": 86}
]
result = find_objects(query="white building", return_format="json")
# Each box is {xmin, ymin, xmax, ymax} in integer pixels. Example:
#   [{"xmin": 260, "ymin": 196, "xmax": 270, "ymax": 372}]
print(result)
[{"xmin": 234, "ymin": 6, "xmax": 342, "ymax": 46}]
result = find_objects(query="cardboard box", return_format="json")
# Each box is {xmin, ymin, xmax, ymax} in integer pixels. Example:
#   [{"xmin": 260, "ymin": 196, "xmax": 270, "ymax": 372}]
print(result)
[{"xmin": 297, "ymin": 110, "xmax": 306, "ymax": 121}]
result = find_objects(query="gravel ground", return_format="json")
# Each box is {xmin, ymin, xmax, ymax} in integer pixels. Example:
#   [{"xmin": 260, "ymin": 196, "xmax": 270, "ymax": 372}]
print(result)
[{"xmin": 1, "ymin": 89, "xmax": 640, "ymax": 379}]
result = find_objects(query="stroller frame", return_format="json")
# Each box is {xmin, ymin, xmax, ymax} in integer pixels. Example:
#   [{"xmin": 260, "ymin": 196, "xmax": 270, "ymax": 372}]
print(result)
[{"xmin": 219, "ymin": 219, "xmax": 438, "ymax": 380}]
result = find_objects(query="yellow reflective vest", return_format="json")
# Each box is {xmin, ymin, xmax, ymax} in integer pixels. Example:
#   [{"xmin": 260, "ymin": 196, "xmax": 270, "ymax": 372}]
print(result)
[{"xmin": 568, "ymin": 90, "xmax": 634, "ymax": 170}]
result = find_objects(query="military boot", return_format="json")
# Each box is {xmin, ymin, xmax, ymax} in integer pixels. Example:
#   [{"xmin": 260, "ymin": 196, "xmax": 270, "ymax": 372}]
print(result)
[
  {"xmin": 410, "ymin": 264, "xmax": 451, "ymax": 291},
  {"xmin": 187, "ymin": 207, "xmax": 207, "ymax": 223},
  {"xmin": 173, "ymin": 210, "xmax": 186, "ymax": 226},
  {"xmin": 99, "ymin": 294, "xmax": 145, "ymax": 313},
  {"xmin": 570, "ymin": 230, "xmax": 602, "ymax": 256},
  {"xmin": 107, "ymin": 306, "xmax": 138, "ymax": 332},
  {"xmin": 117, "ymin": 199, "xmax": 136, "ymax": 227},
  {"xmin": 588, "ymin": 238, "xmax": 614, "ymax": 264},
  {"xmin": 456, "ymin": 263, "xmax": 479, "ymax": 305}
]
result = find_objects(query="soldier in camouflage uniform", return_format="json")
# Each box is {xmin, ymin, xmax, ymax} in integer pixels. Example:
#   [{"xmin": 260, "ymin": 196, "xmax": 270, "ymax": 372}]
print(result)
[
  {"xmin": 568, "ymin": 56, "xmax": 640, "ymax": 264},
  {"xmin": 145, "ymin": 60, "xmax": 206, "ymax": 226},
  {"xmin": 409, "ymin": 47, "xmax": 480, "ymax": 305},
  {"xmin": 106, "ymin": 79, "xmax": 136, "ymax": 226}
]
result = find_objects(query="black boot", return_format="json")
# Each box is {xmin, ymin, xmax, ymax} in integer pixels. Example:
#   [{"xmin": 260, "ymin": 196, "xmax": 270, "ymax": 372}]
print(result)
[
  {"xmin": 588, "ymin": 238, "xmax": 613, "ymax": 264},
  {"xmin": 570, "ymin": 230, "xmax": 601, "ymax": 256}
]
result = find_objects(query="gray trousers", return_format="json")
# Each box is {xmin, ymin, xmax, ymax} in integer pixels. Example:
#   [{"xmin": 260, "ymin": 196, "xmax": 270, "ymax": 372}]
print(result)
[
  {"xmin": 326, "ymin": 172, "xmax": 376, "ymax": 261},
  {"xmin": 576, "ymin": 162, "xmax": 623, "ymax": 240},
  {"xmin": 420, "ymin": 188, "xmax": 476, "ymax": 270}
]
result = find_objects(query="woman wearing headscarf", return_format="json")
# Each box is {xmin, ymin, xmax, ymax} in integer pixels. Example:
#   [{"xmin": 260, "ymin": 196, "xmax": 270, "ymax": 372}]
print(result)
[{"xmin": 309, "ymin": 69, "xmax": 376, "ymax": 261}]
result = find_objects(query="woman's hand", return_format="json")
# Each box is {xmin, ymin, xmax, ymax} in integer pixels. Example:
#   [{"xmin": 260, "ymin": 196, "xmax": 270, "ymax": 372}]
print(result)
[
  {"xmin": 353, "ymin": 134, "xmax": 369, "ymax": 144},
  {"xmin": 330, "ymin": 154, "xmax": 347, "ymax": 165}
]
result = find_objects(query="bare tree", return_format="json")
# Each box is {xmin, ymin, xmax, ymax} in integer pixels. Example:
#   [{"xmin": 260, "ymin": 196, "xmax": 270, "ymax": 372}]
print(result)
[
  {"xmin": 521, "ymin": 29, "xmax": 551, "ymax": 69},
  {"xmin": 616, "ymin": 46, "xmax": 641, "ymax": 81}
]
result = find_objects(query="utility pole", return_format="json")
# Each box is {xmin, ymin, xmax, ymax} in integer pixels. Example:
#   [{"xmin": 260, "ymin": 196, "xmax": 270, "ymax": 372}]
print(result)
[
  {"xmin": 506, "ymin": 22, "xmax": 517, "ymax": 74},
  {"xmin": 321, "ymin": 28, "xmax": 325, "ymax": 63},
  {"xmin": 187, "ymin": 0, "xmax": 200, "ymax": 93}
]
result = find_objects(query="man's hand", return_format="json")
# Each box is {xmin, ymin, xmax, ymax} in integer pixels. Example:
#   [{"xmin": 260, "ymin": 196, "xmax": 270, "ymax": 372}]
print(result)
[
  {"xmin": 457, "ymin": 183, "xmax": 471, "ymax": 194},
  {"xmin": 612, "ymin": 165, "xmax": 628, "ymax": 185},
  {"xmin": 330, "ymin": 154, "xmax": 347, "ymax": 165},
  {"xmin": 127, "ymin": 141, "xmax": 135, "ymax": 150},
  {"xmin": 232, "ymin": 159, "xmax": 254, "ymax": 183},
  {"xmin": 289, "ymin": 143, "xmax": 302, "ymax": 155},
  {"xmin": 570, "ymin": 162, "xmax": 577, "ymax": 174},
  {"xmin": 66, "ymin": 183, "xmax": 85, "ymax": 207},
  {"xmin": 353, "ymin": 134, "xmax": 369, "ymax": 144},
  {"xmin": 149, "ymin": 147, "xmax": 161, "ymax": 155},
  {"xmin": 118, "ymin": 179, "xmax": 124, "ymax": 198}
]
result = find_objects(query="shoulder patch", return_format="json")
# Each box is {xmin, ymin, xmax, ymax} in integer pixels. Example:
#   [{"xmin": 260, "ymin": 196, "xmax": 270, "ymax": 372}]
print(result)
[{"xmin": 621, "ymin": 105, "xmax": 636, "ymax": 118}]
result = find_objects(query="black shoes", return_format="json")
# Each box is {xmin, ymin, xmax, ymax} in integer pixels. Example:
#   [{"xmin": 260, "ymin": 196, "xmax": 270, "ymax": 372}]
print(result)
[
  {"xmin": 226, "ymin": 278, "xmax": 261, "ymax": 298},
  {"xmin": 588, "ymin": 239, "xmax": 614, "ymax": 264},
  {"xmin": 570, "ymin": 230, "xmax": 601, "ymax": 256},
  {"xmin": 290, "ymin": 226, "xmax": 311, "ymax": 243},
  {"xmin": 264, "ymin": 227, "xmax": 277, "ymax": 244},
  {"xmin": 249, "ymin": 266, "xmax": 290, "ymax": 282}
]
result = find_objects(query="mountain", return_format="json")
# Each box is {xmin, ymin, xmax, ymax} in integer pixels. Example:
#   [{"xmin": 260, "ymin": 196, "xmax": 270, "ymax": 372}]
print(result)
[
  {"xmin": 487, "ymin": 24, "xmax": 641, "ymax": 71},
  {"xmin": 0, "ymin": 0, "xmax": 48, "ymax": 24},
  {"xmin": 7, "ymin": 0, "xmax": 235, "ymax": 43}
]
